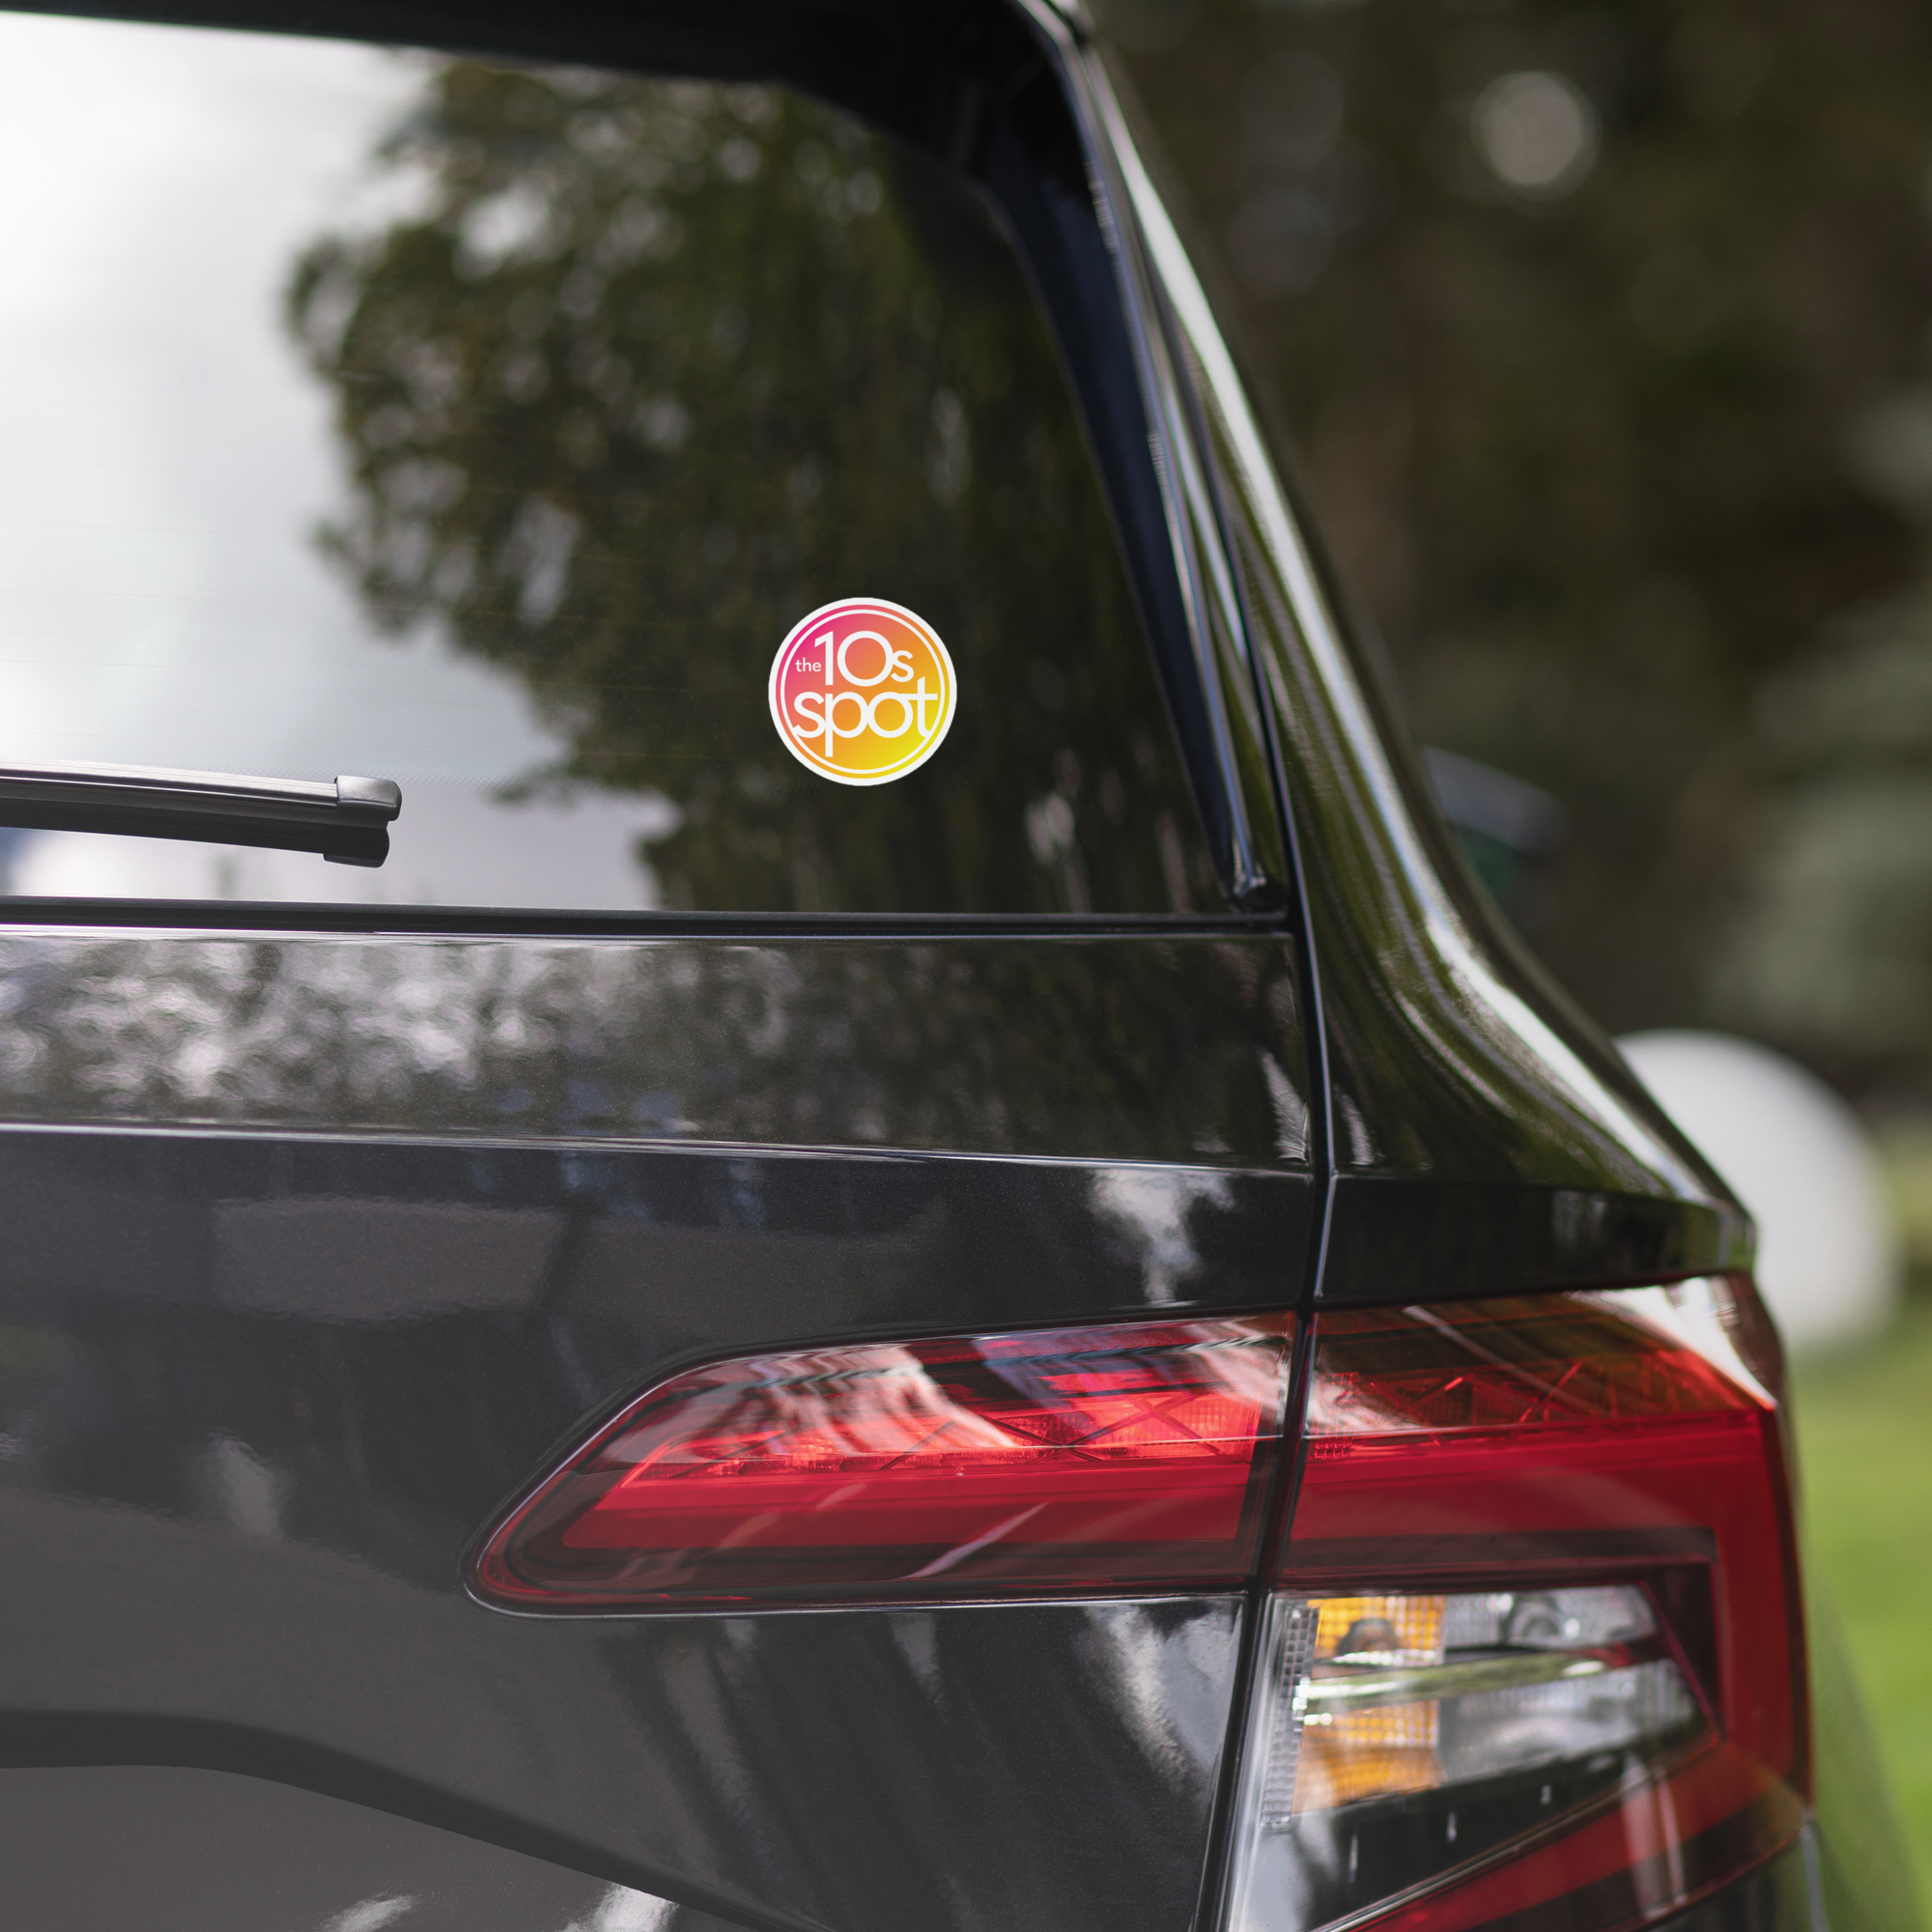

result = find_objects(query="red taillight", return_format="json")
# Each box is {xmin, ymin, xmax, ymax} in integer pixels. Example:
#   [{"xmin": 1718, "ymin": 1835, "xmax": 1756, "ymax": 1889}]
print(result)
[
  {"xmin": 1226, "ymin": 1280, "xmax": 1805, "ymax": 1932},
  {"xmin": 469, "ymin": 1314, "xmax": 1293, "ymax": 1608},
  {"xmin": 1289, "ymin": 1288, "xmax": 1800, "ymax": 1780},
  {"xmin": 466, "ymin": 1277, "xmax": 1807, "ymax": 1932}
]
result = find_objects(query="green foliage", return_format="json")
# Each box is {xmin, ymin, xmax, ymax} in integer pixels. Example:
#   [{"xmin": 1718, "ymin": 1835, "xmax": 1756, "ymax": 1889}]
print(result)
[
  {"xmin": 1713, "ymin": 581, "xmax": 1932, "ymax": 1087},
  {"xmin": 1796, "ymin": 1304, "xmax": 1932, "ymax": 1909},
  {"xmin": 1102, "ymin": 0, "xmax": 1932, "ymax": 1083},
  {"xmin": 288, "ymin": 63, "xmax": 1209, "ymax": 914},
  {"xmin": 1878, "ymin": 1121, "xmax": 1932, "ymax": 1285}
]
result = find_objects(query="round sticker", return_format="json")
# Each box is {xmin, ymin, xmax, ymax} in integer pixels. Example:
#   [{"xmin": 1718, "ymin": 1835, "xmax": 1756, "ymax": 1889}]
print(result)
[{"xmin": 768, "ymin": 597, "xmax": 956, "ymax": 786}]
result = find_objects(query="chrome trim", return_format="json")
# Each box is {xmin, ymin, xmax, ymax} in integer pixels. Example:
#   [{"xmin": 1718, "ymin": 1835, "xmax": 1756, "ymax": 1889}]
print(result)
[{"xmin": 1303, "ymin": 1638, "xmax": 1665, "ymax": 1716}]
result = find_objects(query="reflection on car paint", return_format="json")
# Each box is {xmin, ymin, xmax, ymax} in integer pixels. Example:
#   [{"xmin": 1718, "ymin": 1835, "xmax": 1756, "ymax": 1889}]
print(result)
[{"xmin": 0, "ymin": 932, "xmax": 1311, "ymax": 1163}]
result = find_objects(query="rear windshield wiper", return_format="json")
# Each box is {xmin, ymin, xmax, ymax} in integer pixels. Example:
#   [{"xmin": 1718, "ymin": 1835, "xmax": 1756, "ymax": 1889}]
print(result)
[{"xmin": 0, "ymin": 760, "xmax": 401, "ymax": 867}]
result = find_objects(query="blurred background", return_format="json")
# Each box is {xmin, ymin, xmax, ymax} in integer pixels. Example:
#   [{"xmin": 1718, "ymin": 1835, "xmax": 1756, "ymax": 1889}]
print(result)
[{"xmin": 1090, "ymin": 0, "xmax": 1932, "ymax": 1899}]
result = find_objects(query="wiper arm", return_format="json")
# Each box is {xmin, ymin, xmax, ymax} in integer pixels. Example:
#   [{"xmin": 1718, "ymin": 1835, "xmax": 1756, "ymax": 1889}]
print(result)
[{"xmin": 0, "ymin": 760, "xmax": 401, "ymax": 867}]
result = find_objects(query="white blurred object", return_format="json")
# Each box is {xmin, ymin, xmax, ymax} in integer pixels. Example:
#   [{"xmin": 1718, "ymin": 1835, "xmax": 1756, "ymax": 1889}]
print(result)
[
  {"xmin": 1616, "ymin": 1030, "xmax": 1900, "ymax": 1351},
  {"xmin": 1471, "ymin": 71, "xmax": 1599, "ymax": 196}
]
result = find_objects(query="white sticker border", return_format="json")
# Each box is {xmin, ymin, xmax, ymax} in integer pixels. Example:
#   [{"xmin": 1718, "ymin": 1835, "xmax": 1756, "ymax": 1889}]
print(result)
[{"xmin": 767, "ymin": 596, "xmax": 958, "ymax": 787}]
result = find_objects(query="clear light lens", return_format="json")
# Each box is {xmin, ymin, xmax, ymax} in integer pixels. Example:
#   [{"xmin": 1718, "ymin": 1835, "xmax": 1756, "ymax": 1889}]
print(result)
[
  {"xmin": 1229, "ymin": 1283, "xmax": 1807, "ymax": 1932},
  {"xmin": 1230, "ymin": 1584, "xmax": 1705, "ymax": 1932}
]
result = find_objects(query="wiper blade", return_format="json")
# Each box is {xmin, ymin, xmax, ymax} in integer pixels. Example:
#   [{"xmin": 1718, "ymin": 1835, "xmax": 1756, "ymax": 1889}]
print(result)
[{"xmin": 0, "ymin": 760, "xmax": 401, "ymax": 867}]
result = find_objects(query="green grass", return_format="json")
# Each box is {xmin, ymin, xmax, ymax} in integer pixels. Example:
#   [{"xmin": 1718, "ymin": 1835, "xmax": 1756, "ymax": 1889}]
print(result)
[{"xmin": 1794, "ymin": 1299, "xmax": 1932, "ymax": 1907}]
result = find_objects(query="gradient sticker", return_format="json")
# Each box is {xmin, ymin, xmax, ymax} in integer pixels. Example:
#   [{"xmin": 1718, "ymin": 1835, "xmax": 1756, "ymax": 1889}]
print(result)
[{"xmin": 768, "ymin": 598, "xmax": 957, "ymax": 786}]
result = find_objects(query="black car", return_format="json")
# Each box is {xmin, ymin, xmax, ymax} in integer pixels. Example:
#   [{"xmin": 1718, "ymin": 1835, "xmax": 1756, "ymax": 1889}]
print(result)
[{"xmin": 0, "ymin": 2, "xmax": 1913, "ymax": 1930}]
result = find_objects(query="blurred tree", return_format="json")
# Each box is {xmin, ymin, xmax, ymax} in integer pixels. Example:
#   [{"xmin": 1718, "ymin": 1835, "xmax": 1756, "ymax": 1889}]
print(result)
[
  {"xmin": 288, "ymin": 62, "xmax": 1211, "ymax": 914},
  {"xmin": 1099, "ymin": 0, "xmax": 1932, "ymax": 1092},
  {"xmin": 1714, "ymin": 581, "xmax": 1932, "ymax": 1090}
]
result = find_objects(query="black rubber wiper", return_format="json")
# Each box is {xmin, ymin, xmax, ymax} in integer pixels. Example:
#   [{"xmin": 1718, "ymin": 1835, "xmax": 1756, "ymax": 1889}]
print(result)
[{"xmin": 0, "ymin": 760, "xmax": 401, "ymax": 867}]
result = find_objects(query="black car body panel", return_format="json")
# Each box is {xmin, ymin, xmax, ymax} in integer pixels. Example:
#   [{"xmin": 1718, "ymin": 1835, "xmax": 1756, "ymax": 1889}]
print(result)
[
  {"xmin": 0, "ymin": 929, "xmax": 1307, "ymax": 1922},
  {"xmin": 0, "ymin": 927, "xmax": 1314, "ymax": 1164},
  {"xmin": 0, "ymin": 1770, "xmax": 1824, "ymax": 1932}
]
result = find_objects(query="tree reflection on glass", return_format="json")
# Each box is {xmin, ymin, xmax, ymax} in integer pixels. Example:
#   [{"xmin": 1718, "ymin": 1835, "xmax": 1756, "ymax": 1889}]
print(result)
[{"xmin": 289, "ymin": 62, "xmax": 1214, "ymax": 914}]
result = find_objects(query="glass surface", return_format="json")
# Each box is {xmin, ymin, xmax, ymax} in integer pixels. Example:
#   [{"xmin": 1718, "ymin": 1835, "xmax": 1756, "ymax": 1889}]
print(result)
[
  {"xmin": 470, "ymin": 1314, "xmax": 1292, "ymax": 1608},
  {"xmin": 0, "ymin": 12, "xmax": 1215, "ymax": 912}
]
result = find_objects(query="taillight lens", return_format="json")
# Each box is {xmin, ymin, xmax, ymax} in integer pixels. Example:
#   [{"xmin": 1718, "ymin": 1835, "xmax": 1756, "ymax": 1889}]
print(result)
[
  {"xmin": 468, "ymin": 1276, "xmax": 1806, "ymax": 1932},
  {"xmin": 469, "ymin": 1314, "xmax": 1293, "ymax": 1608},
  {"xmin": 1226, "ymin": 1280, "xmax": 1806, "ymax": 1932}
]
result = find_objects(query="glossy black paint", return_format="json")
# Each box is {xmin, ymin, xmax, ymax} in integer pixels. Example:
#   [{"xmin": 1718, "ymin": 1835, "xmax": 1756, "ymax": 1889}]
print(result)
[
  {"xmin": 0, "ymin": 925, "xmax": 1307, "ymax": 1927},
  {"xmin": 0, "ymin": 929, "xmax": 1312, "ymax": 1163},
  {"xmin": 1151, "ymin": 213, "xmax": 1753, "ymax": 1298},
  {"xmin": 0, "ymin": 1594, "xmax": 1238, "ymax": 1932},
  {"xmin": 0, "ymin": 904, "xmax": 1740, "ymax": 1302},
  {"xmin": 1321, "ymin": 1177, "xmax": 1744, "ymax": 1302},
  {"xmin": 0, "ymin": 1764, "xmax": 707, "ymax": 1932},
  {"xmin": 0, "ymin": 1124, "xmax": 1269, "ymax": 1928},
  {"xmin": 0, "ymin": 1130, "xmax": 1306, "ymax": 1532},
  {"xmin": 0, "ymin": 1776, "xmax": 1830, "ymax": 1932}
]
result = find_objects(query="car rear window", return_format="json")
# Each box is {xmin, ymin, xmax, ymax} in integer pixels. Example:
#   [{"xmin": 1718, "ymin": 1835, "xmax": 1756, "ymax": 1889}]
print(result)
[{"xmin": 0, "ymin": 11, "xmax": 1220, "ymax": 915}]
